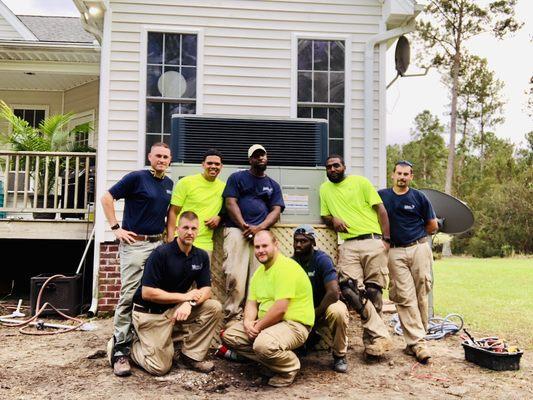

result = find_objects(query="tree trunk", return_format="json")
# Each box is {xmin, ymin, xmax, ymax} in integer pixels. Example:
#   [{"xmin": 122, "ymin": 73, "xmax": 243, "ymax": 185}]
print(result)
[{"xmin": 444, "ymin": 52, "xmax": 461, "ymax": 195}]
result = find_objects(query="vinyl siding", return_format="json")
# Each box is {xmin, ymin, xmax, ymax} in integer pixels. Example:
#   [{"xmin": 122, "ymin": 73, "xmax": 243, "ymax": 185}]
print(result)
[
  {"xmin": 64, "ymin": 80, "xmax": 100, "ymax": 145},
  {"xmin": 0, "ymin": 14, "xmax": 23, "ymax": 40},
  {"xmin": 103, "ymin": 0, "xmax": 385, "ymax": 184}
]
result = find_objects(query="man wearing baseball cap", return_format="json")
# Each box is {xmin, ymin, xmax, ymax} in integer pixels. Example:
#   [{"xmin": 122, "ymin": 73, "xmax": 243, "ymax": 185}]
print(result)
[
  {"xmin": 292, "ymin": 224, "xmax": 349, "ymax": 373},
  {"xmin": 221, "ymin": 144, "xmax": 285, "ymax": 326}
]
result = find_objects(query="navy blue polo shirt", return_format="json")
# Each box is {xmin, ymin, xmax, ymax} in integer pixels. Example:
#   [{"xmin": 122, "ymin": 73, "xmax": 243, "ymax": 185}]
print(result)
[
  {"xmin": 378, "ymin": 188, "xmax": 436, "ymax": 246},
  {"xmin": 222, "ymin": 170, "xmax": 285, "ymax": 228},
  {"xmin": 108, "ymin": 170, "xmax": 173, "ymax": 235},
  {"xmin": 133, "ymin": 240, "xmax": 211, "ymax": 312},
  {"xmin": 293, "ymin": 250, "xmax": 337, "ymax": 307}
]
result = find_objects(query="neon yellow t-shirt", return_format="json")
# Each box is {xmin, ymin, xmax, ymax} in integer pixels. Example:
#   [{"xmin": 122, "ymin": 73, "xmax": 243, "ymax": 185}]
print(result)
[
  {"xmin": 249, "ymin": 254, "xmax": 315, "ymax": 327},
  {"xmin": 170, "ymin": 173, "xmax": 225, "ymax": 251},
  {"xmin": 320, "ymin": 175, "xmax": 382, "ymax": 240}
]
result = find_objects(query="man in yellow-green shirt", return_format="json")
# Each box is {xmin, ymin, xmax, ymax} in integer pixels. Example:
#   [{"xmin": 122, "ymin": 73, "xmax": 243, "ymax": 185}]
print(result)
[
  {"xmin": 166, "ymin": 149, "xmax": 225, "ymax": 255},
  {"xmin": 320, "ymin": 154, "xmax": 392, "ymax": 358},
  {"xmin": 222, "ymin": 230, "xmax": 314, "ymax": 388}
]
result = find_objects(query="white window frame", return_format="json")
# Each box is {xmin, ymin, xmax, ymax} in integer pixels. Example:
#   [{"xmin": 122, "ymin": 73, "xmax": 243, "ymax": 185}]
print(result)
[
  {"xmin": 9, "ymin": 103, "xmax": 49, "ymax": 130},
  {"xmin": 138, "ymin": 26, "xmax": 204, "ymax": 169},
  {"xmin": 291, "ymin": 33, "xmax": 352, "ymax": 172},
  {"xmin": 68, "ymin": 109, "xmax": 96, "ymax": 147}
]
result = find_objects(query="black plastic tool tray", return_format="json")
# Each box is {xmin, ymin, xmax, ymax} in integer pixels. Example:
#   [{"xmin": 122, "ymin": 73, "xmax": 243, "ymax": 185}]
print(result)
[{"xmin": 462, "ymin": 342, "xmax": 523, "ymax": 371}]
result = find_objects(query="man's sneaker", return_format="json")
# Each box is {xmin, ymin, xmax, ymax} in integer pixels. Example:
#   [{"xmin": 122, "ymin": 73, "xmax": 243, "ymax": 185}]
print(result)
[
  {"xmin": 405, "ymin": 344, "xmax": 431, "ymax": 364},
  {"xmin": 180, "ymin": 354, "xmax": 215, "ymax": 373},
  {"xmin": 113, "ymin": 356, "xmax": 132, "ymax": 377},
  {"xmin": 364, "ymin": 337, "xmax": 393, "ymax": 357},
  {"xmin": 333, "ymin": 355, "xmax": 348, "ymax": 373},
  {"xmin": 267, "ymin": 370, "xmax": 298, "ymax": 387}
]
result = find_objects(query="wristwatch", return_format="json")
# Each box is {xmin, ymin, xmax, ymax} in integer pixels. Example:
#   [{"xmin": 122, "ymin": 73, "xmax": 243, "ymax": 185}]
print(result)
[
  {"xmin": 111, "ymin": 223, "xmax": 120, "ymax": 230},
  {"xmin": 383, "ymin": 237, "xmax": 391, "ymax": 244},
  {"xmin": 188, "ymin": 300, "xmax": 197, "ymax": 307}
]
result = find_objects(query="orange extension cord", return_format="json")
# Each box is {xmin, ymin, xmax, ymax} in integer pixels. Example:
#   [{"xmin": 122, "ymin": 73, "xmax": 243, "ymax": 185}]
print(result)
[{"xmin": 0, "ymin": 274, "xmax": 84, "ymax": 335}]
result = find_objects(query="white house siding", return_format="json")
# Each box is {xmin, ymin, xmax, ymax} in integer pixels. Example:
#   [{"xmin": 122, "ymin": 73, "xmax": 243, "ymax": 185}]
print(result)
[
  {"xmin": 64, "ymin": 79, "xmax": 100, "ymax": 144},
  {"xmin": 100, "ymin": 0, "xmax": 387, "ymax": 239},
  {"xmin": 0, "ymin": 14, "xmax": 23, "ymax": 40}
]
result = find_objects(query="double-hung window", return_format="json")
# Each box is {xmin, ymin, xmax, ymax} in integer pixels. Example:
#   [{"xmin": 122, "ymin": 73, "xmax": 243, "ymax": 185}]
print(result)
[
  {"xmin": 297, "ymin": 39, "xmax": 345, "ymax": 156},
  {"xmin": 145, "ymin": 32, "xmax": 197, "ymax": 156},
  {"xmin": 13, "ymin": 107, "xmax": 46, "ymax": 128}
]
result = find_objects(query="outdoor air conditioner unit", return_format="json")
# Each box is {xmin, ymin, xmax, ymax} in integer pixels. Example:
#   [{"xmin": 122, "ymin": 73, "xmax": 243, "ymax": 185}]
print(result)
[{"xmin": 170, "ymin": 115, "xmax": 329, "ymax": 224}]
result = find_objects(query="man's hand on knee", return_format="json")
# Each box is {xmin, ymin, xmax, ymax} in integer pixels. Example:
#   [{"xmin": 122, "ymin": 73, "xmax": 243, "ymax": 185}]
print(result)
[
  {"xmin": 173, "ymin": 302, "xmax": 192, "ymax": 321},
  {"xmin": 244, "ymin": 319, "xmax": 260, "ymax": 339},
  {"xmin": 185, "ymin": 289, "xmax": 202, "ymax": 302}
]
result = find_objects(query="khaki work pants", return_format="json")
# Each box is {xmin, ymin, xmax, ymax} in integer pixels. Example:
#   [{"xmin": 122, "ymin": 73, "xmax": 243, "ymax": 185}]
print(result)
[
  {"xmin": 314, "ymin": 301, "xmax": 349, "ymax": 357},
  {"xmin": 130, "ymin": 299, "xmax": 222, "ymax": 376},
  {"xmin": 113, "ymin": 240, "xmax": 162, "ymax": 356},
  {"xmin": 222, "ymin": 320, "xmax": 309, "ymax": 374},
  {"xmin": 388, "ymin": 242, "xmax": 433, "ymax": 346},
  {"xmin": 337, "ymin": 238, "xmax": 390, "ymax": 343},
  {"xmin": 222, "ymin": 227, "xmax": 261, "ymax": 321}
]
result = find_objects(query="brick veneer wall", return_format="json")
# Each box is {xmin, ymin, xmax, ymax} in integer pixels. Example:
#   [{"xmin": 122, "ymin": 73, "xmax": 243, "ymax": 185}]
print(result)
[
  {"xmin": 96, "ymin": 225, "xmax": 337, "ymax": 314},
  {"xmin": 98, "ymin": 242, "xmax": 121, "ymax": 312}
]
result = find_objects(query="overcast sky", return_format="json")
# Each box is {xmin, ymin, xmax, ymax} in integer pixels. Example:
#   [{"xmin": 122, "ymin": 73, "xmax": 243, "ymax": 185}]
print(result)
[{"xmin": 4, "ymin": 0, "xmax": 532, "ymax": 147}]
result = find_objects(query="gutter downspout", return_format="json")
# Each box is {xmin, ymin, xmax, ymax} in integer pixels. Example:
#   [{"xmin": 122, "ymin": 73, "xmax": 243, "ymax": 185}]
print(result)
[
  {"xmin": 88, "ymin": 5, "xmax": 111, "ymax": 317},
  {"xmin": 363, "ymin": 21, "xmax": 415, "ymax": 181}
]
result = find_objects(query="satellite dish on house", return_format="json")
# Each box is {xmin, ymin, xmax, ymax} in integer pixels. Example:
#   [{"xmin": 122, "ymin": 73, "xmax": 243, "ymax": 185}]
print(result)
[
  {"xmin": 419, "ymin": 188, "xmax": 474, "ymax": 234},
  {"xmin": 395, "ymin": 35, "xmax": 410, "ymax": 76},
  {"xmin": 387, "ymin": 36, "xmax": 419, "ymax": 88}
]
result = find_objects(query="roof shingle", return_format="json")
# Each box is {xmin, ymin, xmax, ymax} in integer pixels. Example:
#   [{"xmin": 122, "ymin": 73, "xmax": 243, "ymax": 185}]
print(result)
[{"xmin": 18, "ymin": 15, "xmax": 95, "ymax": 44}]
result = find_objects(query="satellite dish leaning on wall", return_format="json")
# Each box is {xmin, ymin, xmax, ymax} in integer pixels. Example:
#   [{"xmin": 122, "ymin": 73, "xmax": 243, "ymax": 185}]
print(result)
[
  {"xmin": 395, "ymin": 35, "xmax": 410, "ymax": 77},
  {"xmin": 419, "ymin": 188, "xmax": 474, "ymax": 234}
]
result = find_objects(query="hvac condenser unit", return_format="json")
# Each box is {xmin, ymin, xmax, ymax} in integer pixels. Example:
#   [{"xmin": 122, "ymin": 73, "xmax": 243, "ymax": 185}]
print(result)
[{"xmin": 170, "ymin": 115, "xmax": 329, "ymax": 224}]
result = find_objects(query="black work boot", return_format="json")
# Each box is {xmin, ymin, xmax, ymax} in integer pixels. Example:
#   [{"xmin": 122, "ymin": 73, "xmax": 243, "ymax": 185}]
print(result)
[{"xmin": 333, "ymin": 355, "xmax": 348, "ymax": 373}]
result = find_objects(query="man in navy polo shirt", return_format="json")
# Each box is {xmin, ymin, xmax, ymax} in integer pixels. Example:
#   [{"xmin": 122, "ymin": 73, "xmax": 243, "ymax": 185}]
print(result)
[
  {"xmin": 101, "ymin": 142, "xmax": 173, "ymax": 376},
  {"xmin": 222, "ymin": 144, "xmax": 285, "ymax": 326},
  {"xmin": 292, "ymin": 225, "xmax": 349, "ymax": 373},
  {"xmin": 129, "ymin": 211, "xmax": 222, "ymax": 376},
  {"xmin": 378, "ymin": 160, "xmax": 438, "ymax": 363}
]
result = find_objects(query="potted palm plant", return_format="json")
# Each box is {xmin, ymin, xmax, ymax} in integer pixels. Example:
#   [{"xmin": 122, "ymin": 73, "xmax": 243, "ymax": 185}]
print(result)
[{"xmin": 0, "ymin": 100, "xmax": 94, "ymax": 219}]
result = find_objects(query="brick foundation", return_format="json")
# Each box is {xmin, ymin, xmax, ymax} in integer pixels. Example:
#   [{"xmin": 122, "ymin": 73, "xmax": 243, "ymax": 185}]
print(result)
[
  {"xmin": 96, "ymin": 225, "xmax": 337, "ymax": 313},
  {"xmin": 98, "ymin": 242, "xmax": 120, "ymax": 312}
]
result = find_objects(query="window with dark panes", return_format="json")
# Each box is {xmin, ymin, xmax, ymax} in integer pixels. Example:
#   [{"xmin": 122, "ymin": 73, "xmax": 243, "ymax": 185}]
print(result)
[
  {"xmin": 297, "ymin": 39, "xmax": 345, "ymax": 157},
  {"xmin": 14, "ymin": 108, "xmax": 46, "ymax": 128},
  {"xmin": 145, "ymin": 32, "xmax": 197, "ymax": 158}
]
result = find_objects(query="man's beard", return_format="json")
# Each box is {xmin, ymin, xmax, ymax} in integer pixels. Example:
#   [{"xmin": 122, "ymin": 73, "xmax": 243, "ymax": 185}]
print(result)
[
  {"xmin": 327, "ymin": 172, "xmax": 344, "ymax": 183},
  {"xmin": 255, "ymin": 164, "xmax": 267, "ymax": 172}
]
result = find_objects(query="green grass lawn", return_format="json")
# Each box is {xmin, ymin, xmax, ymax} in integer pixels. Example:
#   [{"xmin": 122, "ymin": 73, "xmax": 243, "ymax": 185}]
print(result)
[{"xmin": 431, "ymin": 257, "xmax": 533, "ymax": 349}]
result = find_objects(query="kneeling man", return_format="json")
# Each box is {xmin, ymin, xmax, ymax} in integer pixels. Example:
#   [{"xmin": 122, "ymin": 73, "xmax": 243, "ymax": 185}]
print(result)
[
  {"xmin": 222, "ymin": 230, "xmax": 314, "ymax": 387},
  {"xmin": 129, "ymin": 211, "xmax": 222, "ymax": 376},
  {"xmin": 292, "ymin": 225, "xmax": 349, "ymax": 373}
]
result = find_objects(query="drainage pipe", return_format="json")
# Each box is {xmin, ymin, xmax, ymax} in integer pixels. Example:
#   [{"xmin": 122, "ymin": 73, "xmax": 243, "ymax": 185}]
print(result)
[{"xmin": 363, "ymin": 21, "xmax": 416, "ymax": 180}]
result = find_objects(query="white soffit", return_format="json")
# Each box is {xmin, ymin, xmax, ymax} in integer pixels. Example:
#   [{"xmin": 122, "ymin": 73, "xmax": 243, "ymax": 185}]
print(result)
[{"xmin": 0, "ymin": 70, "xmax": 98, "ymax": 91}]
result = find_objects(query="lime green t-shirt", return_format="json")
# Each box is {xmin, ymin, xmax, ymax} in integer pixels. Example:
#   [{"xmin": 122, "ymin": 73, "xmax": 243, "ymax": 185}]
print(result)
[
  {"xmin": 170, "ymin": 173, "xmax": 225, "ymax": 251},
  {"xmin": 320, "ymin": 175, "xmax": 383, "ymax": 240},
  {"xmin": 249, "ymin": 254, "xmax": 315, "ymax": 327}
]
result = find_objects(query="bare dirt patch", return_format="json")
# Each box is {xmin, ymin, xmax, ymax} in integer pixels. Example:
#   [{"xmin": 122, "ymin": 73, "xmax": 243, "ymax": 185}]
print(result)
[{"xmin": 0, "ymin": 309, "xmax": 531, "ymax": 400}]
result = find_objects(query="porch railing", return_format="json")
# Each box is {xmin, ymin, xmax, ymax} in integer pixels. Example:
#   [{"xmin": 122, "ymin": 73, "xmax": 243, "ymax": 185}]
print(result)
[{"xmin": 0, "ymin": 151, "xmax": 96, "ymax": 219}]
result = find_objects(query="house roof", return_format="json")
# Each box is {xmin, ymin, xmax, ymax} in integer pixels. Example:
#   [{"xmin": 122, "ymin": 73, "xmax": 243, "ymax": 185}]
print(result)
[{"xmin": 17, "ymin": 15, "xmax": 95, "ymax": 44}]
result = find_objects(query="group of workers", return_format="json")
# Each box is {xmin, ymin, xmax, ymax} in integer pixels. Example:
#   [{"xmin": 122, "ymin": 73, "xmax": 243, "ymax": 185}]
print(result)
[{"xmin": 101, "ymin": 141, "xmax": 438, "ymax": 387}]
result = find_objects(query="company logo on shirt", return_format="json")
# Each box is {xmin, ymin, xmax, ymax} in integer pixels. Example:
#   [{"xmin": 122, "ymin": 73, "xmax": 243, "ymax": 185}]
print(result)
[
  {"xmin": 403, "ymin": 204, "xmax": 415, "ymax": 210},
  {"xmin": 307, "ymin": 271, "xmax": 315, "ymax": 277},
  {"xmin": 191, "ymin": 264, "xmax": 202, "ymax": 270},
  {"xmin": 166, "ymin": 189, "xmax": 172, "ymax": 195},
  {"xmin": 262, "ymin": 186, "xmax": 273, "ymax": 194}
]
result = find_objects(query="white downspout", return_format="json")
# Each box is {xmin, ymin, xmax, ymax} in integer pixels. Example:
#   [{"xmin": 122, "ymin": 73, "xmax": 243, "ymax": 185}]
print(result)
[
  {"xmin": 363, "ymin": 21, "xmax": 415, "ymax": 181},
  {"xmin": 89, "ymin": 5, "xmax": 111, "ymax": 317}
]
